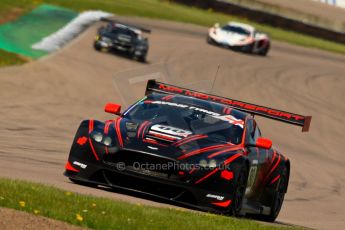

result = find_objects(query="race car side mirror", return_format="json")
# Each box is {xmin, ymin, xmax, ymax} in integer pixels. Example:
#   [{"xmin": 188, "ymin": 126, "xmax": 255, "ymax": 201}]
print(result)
[
  {"xmin": 105, "ymin": 103, "xmax": 121, "ymax": 115},
  {"xmin": 255, "ymin": 137, "xmax": 272, "ymax": 149}
]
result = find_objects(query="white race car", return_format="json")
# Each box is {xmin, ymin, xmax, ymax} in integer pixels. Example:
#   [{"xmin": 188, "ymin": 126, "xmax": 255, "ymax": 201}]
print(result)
[{"xmin": 207, "ymin": 22, "xmax": 270, "ymax": 56}]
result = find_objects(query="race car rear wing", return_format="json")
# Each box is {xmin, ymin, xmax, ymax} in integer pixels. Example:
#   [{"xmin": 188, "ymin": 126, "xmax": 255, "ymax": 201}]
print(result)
[
  {"xmin": 145, "ymin": 80, "xmax": 312, "ymax": 132},
  {"xmin": 100, "ymin": 17, "xmax": 151, "ymax": 33}
]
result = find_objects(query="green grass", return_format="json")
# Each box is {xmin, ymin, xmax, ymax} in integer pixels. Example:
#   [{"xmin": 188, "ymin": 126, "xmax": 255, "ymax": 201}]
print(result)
[
  {"xmin": 0, "ymin": 178, "xmax": 297, "ymax": 230},
  {"xmin": 0, "ymin": 0, "xmax": 344, "ymax": 66},
  {"xmin": 0, "ymin": 49, "xmax": 27, "ymax": 67}
]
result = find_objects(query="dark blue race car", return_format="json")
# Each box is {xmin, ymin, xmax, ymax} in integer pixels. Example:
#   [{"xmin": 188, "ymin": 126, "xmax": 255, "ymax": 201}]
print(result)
[{"xmin": 65, "ymin": 80, "xmax": 311, "ymax": 221}]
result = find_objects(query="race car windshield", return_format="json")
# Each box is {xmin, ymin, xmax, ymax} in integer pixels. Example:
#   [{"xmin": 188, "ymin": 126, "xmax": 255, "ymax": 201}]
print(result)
[
  {"xmin": 107, "ymin": 25, "xmax": 138, "ymax": 38},
  {"xmin": 222, "ymin": 25, "xmax": 250, "ymax": 36},
  {"xmin": 124, "ymin": 100, "xmax": 244, "ymax": 144}
]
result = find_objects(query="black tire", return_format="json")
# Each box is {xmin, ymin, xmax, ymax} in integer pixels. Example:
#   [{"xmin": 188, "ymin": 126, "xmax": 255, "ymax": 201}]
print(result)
[
  {"xmin": 131, "ymin": 50, "xmax": 147, "ymax": 63},
  {"xmin": 260, "ymin": 166, "xmax": 288, "ymax": 222},
  {"xmin": 242, "ymin": 43, "xmax": 254, "ymax": 54},
  {"xmin": 229, "ymin": 165, "xmax": 248, "ymax": 216},
  {"xmin": 94, "ymin": 43, "xmax": 101, "ymax": 51},
  {"xmin": 207, "ymin": 35, "xmax": 214, "ymax": 45},
  {"xmin": 137, "ymin": 55, "xmax": 147, "ymax": 63},
  {"xmin": 258, "ymin": 44, "xmax": 270, "ymax": 56},
  {"xmin": 69, "ymin": 178, "xmax": 97, "ymax": 188}
]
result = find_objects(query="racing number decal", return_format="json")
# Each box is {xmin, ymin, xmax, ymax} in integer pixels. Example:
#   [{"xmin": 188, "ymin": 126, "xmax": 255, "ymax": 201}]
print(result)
[
  {"xmin": 151, "ymin": 124, "xmax": 192, "ymax": 137},
  {"xmin": 247, "ymin": 160, "xmax": 258, "ymax": 191}
]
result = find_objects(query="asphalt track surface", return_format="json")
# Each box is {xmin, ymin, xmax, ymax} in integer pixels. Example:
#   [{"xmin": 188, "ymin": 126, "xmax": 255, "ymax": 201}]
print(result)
[{"xmin": 0, "ymin": 17, "xmax": 344, "ymax": 230}]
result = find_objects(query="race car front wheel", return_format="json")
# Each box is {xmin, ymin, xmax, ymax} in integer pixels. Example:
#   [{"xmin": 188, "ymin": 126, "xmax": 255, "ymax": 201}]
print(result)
[
  {"xmin": 229, "ymin": 165, "xmax": 248, "ymax": 216},
  {"xmin": 242, "ymin": 43, "xmax": 254, "ymax": 53},
  {"xmin": 207, "ymin": 36, "xmax": 215, "ymax": 45},
  {"xmin": 260, "ymin": 165, "xmax": 288, "ymax": 222},
  {"xmin": 94, "ymin": 42, "xmax": 101, "ymax": 51}
]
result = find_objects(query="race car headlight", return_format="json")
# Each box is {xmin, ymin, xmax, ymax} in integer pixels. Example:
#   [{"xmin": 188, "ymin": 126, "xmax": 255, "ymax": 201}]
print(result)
[
  {"xmin": 91, "ymin": 132, "xmax": 103, "ymax": 143},
  {"xmin": 101, "ymin": 37, "xmax": 112, "ymax": 43},
  {"xmin": 103, "ymin": 136, "xmax": 112, "ymax": 146},
  {"xmin": 90, "ymin": 131, "xmax": 113, "ymax": 146},
  {"xmin": 136, "ymin": 45, "xmax": 146, "ymax": 50},
  {"xmin": 198, "ymin": 159, "xmax": 218, "ymax": 169},
  {"xmin": 209, "ymin": 159, "xmax": 217, "ymax": 168},
  {"xmin": 199, "ymin": 159, "xmax": 208, "ymax": 168}
]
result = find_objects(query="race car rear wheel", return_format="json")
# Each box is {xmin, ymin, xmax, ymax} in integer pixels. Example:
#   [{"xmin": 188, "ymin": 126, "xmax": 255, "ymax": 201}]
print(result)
[
  {"xmin": 258, "ymin": 43, "xmax": 270, "ymax": 56},
  {"xmin": 229, "ymin": 165, "xmax": 248, "ymax": 216}
]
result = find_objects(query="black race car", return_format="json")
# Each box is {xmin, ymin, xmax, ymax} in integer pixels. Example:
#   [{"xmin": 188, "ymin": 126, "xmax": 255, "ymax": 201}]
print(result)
[
  {"xmin": 94, "ymin": 18, "xmax": 150, "ymax": 62},
  {"xmin": 64, "ymin": 80, "xmax": 311, "ymax": 221}
]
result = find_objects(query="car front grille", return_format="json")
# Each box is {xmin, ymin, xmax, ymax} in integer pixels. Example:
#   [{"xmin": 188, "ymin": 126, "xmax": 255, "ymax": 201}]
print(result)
[{"xmin": 103, "ymin": 150, "xmax": 180, "ymax": 180}]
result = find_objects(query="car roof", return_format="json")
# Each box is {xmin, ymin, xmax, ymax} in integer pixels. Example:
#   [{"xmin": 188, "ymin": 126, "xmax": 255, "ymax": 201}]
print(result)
[
  {"xmin": 110, "ymin": 23, "xmax": 142, "ymax": 35},
  {"xmin": 147, "ymin": 93, "xmax": 250, "ymax": 121},
  {"xmin": 227, "ymin": 21, "xmax": 255, "ymax": 33}
]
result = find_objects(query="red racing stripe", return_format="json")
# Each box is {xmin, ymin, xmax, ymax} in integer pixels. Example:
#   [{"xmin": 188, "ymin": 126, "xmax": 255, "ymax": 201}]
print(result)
[
  {"xmin": 265, "ymin": 154, "xmax": 281, "ymax": 184},
  {"xmin": 272, "ymin": 150, "xmax": 277, "ymax": 163},
  {"xmin": 89, "ymin": 138, "xmax": 100, "ymax": 161},
  {"xmin": 212, "ymin": 200, "xmax": 232, "ymax": 207},
  {"xmin": 104, "ymin": 121, "xmax": 112, "ymax": 154},
  {"xmin": 207, "ymin": 147, "xmax": 241, "ymax": 159},
  {"xmin": 137, "ymin": 121, "xmax": 148, "ymax": 138},
  {"xmin": 173, "ymin": 134, "xmax": 201, "ymax": 146},
  {"xmin": 188, "ymin": 167, "xmax": 198, "ymax": 174},
  {"xmin": 115, "ymin": 117, "xmax": 124, "ymax": 148},
  {"xmin": 194, "ymin": 168, "xmax": 220, "ymax": 184},
  {"xmin": 270, "ymin": 174, "xmax": 281, "ymax": 185},
  {"xmin": 222, "ymin": 107, "xmax": 232, "ymax": 114},
  {"xmin": 65, "ymin": 161, "xmax": 79, "ymax": 172},
  {"xmin": 162, "ymin": 95, "xmax": 175, "ymax": 101},
  {"xmin": 141, "ymin": 122, "xmax": 151, "ymax": 139},
  {"xmin": 88, "ymin": 120, "xmax": 94, "ymax": 134},
  {"xmin": 174, "ymin": 135, "xmax": 207, "ymax": 147},
  {"xmin": 223, "ymin": 153, "xmax": 242, "ymax": 165},
  {"xmin": 177, "ymin": 144, "xmax": 226, "ymax": 160},
  {"xmin": 143, "ymin": 139, "xmax": 168, "ymax": 147},
  {"xmin": 104, "ymin": 121, "xmax": 111, "ymax": 134}
]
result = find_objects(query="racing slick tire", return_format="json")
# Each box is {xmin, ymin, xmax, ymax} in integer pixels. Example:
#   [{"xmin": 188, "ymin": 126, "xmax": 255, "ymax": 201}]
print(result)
[
  {"xmin": 94, "ymin": 42, "xmax": 101, "ymax": 51},
  {"xmin": 258, "ymin": 43, "xmax": 270, "ymax": 56},
  {"xmin": 228, "ymin": 164, "xmax": 248, "ymax": 216},
  {"xmin": 257, "ymin": 165, "xmax": 288, "ymax": 222},
  {"xmin": 138, "ymin": 55, "xmax": 147, "ymax": 63},
  {"xmin": 207, "ymin": 35, "xmax": 215, "ymax": 45},
  {"xmin": 131, "ymin": 50, "xmax": 147, "ymax": 63},
  {"xmin": 242, "ymin": 43, "xmax": 254, "ymax": 54}
]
